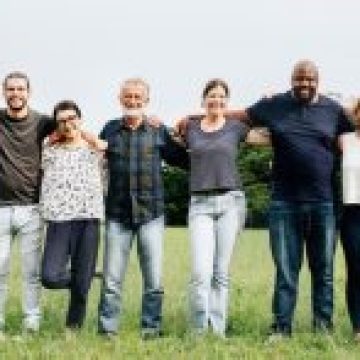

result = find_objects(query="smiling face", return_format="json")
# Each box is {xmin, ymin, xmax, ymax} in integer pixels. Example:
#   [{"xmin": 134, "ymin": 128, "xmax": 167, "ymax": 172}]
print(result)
[
  {"xmin": 119, "ymin": 81, "xmax": 149, "ymax": 118},
  {"xmin": 202, "ymin": 84, "xmax": 229, "ymax": 117},
  {"xmin": 291, "ymin": 62, "xmax": 319, "ymax": 103},
  {"xmin": 3, "ymin": 77, "xmax": 30, "ymax": 114},
  {"xmin": 55, "ymin": 109, "xmax": 81, "ymax": 141}
]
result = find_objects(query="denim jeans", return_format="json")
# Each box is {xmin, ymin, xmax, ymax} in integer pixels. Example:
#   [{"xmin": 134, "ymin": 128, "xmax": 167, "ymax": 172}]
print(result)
[
  {"xmin": 98, "ymin": 215, "xmax": 164, "ymax": 333},
  {"xmin": 0, "ymin": 205, "xmax": 43, "ymax": 331},
  {"xmin": 269, "ymin": 200, "xmax": 336, "ymax": 334},
  {"xmin": 340, "ymin": 205, "xmax": 360, "ymax": 332},
  {"xmin": 188, "ymin": 190, "xmax": 246, "ymax": 336}
]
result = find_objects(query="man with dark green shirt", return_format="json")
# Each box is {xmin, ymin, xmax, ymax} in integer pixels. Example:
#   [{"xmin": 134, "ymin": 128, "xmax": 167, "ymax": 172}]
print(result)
[{"xmin": 0, "ymin": 72, "xmax": 55, "ymax": 337}]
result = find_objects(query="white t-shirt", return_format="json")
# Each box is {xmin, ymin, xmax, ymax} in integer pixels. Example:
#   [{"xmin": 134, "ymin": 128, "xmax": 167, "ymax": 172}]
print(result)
[
  {"xmin": 40, "ymin": 144, "xmax": 104, "ymax": 221},
  {"xmin": 342, "ymin": 132, "xmax": 360, "ymax": 204}
]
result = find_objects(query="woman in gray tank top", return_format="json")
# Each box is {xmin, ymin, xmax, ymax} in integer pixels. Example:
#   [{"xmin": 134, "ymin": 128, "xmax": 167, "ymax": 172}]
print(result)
[{"xmin": 181, "ymin": 79, "xmax": 268, "ymax": 337}]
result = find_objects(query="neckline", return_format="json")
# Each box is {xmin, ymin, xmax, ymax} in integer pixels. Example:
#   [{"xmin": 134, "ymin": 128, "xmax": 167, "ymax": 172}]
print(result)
[{"xmin": 199, "ymin": 116, "xmax": 227, "ymax": 134}]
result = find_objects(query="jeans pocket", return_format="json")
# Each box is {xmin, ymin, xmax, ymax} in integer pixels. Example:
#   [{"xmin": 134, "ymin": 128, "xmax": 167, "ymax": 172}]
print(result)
[{"xmin": 189, "ymin": 195, "xmax": 209, "ymax": 216}]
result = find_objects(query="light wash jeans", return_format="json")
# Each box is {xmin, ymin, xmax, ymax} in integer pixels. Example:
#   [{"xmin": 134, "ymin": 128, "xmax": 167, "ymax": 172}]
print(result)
[
  {"xmin": 98, "ymin": 216, "xmax": 164, "ymax": 333},
  {"xmin": 0, "ymin": 205, "xmax": 43, "ymax": 331},
  {"xmin": 188, "ymin": 190, "xmax": 246, "ymax": 336}
]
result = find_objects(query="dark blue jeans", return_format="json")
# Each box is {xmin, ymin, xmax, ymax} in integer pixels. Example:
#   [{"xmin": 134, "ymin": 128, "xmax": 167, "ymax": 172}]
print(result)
[
  {"xmin": 269, "ymin": 201, "xmax": 336, "ymax": 334},
  {"xmin": 340, "ymin": 205, "xmax": 360, "ymax": 332}
]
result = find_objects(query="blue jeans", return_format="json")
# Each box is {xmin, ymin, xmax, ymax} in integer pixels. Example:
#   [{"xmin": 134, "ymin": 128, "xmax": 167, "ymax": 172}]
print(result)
[
  {"xmin": 188, "ymin": 190, "xmax": 246, "ymax": 336},
  {"xmin": 98, "ymin": 216, "xmax": 164, "ymax": 333},
  {"xmin": 0, "ymin": 205, "xmax": 43, "ymax": 331},
  {"xmin": 269, "ymin": 201, "xmax": 336, "ymax": 334}
]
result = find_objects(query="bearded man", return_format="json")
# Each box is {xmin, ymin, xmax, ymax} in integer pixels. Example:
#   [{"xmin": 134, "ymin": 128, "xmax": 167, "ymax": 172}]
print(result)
[
  {"xmin": 0, "ymin": 72, "xmax": 56, "ymax": 337},
  {"xmin": 97, "ymin": 78, "xmax": 188, "ymax": 339}
]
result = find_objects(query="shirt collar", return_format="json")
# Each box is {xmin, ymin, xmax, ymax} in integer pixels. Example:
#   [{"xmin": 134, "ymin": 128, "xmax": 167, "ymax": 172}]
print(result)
[{"xmin": 119, "ymin": 115, "xmax": 149, "ymax": 131}]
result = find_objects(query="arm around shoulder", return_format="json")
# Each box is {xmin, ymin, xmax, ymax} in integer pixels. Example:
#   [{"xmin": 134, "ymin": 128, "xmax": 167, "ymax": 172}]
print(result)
[{"xmin": 245, "ymin": 128, "xmax": 271, "ymax": 146}]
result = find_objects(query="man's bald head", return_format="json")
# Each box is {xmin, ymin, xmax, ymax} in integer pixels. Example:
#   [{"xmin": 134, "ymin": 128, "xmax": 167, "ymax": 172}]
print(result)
[
  {"xmin": 291, "ymin": 60, "xmax": 319, "ymax": 103},
  {"xmin": 291, "ymin": 60, "xmax": 319, "ymax": 81}
]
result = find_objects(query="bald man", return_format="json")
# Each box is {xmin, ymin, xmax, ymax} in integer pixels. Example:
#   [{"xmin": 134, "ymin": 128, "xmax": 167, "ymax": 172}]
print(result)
[{"xmin": 245, "ymin": 60, "xmax": 353, "ymax": 339}]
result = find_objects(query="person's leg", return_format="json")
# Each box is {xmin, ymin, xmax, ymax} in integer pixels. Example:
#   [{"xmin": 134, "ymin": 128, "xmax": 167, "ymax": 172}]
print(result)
[
  {"xmin": 306, "ymin": 202, "xmax": 336, "ymax": 331},
  {"xmin": 137, "ymin": 215, "xmax": 164, "ymax": 334},
  {"xmin": 98, "ymin": 220, "xmax": 133, "ymax": 334},
  {"xmin": 209, "ymin": 191, "xmax": 246, "ymax": 336},
  {"xmin": 16, "ymin": 205, "xmax": 43, "ymax": 332},
  {"xmin": 188, "ymin": 195, "xmax": 215, "ymax": 333},
  {"xmin": 0, "ymin": 207, "xmax": 12, "ymax": 331},
  {"xmin": 66, "ymin": 220, "xmax": 100, "ymax": 328},
  {"xmin": 41, "ymin": 221, "xmax": 72, "ymax": 289},
  {"xmin": 340, "ymin": 206, "xmax": 360, "ymax": 333},
  {"xmin": 269, "ymin": 201, "xmax": 304, "ymax": 336}
]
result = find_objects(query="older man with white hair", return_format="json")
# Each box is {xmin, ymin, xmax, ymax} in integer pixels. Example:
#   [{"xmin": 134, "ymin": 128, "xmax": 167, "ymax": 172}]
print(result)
[{"xmin": 97, "ymin": 78, "xmax": 188, "ymax": 339}]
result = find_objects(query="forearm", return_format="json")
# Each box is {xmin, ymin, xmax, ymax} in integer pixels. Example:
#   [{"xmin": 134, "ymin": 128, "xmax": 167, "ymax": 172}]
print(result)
[
  {"xmin": 81, "ymin": 130, "xmax": 108, "ymax": 151},
  {"xmin": 245, "ymin": 128, "xmax": 271, "ymax": 146}
]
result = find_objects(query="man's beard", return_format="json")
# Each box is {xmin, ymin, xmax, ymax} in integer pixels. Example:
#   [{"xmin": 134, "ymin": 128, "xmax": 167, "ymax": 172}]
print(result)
[
  {"xmin": 123, "ymin": 108, "xmax": 144, "ymax": 118},
  {"xmin": 7, "ymin": 97, "xmax": 27, "ymax": 112},
  {"xmin": 293, "ymin": 87, "xmax": 317, "ymax": 104}
]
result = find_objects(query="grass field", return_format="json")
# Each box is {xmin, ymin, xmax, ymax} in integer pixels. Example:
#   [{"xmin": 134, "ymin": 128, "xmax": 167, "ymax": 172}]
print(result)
[{"xmin": 0, "ymin": 228, "xmax": 360, "ymax": 359}]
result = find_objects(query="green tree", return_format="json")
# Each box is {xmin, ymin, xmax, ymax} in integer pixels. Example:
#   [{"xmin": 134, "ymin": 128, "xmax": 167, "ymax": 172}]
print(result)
[
  {"xmin": 163, "ymin": 145, "xmax": 272, "ymax": 227},
  {"xmin": 163, "ymin": 166, "xmax": 189, "ymax": 225},
  {"xmin": 238, "ymin": 144, "xmax": 272, "ymax": 227}
]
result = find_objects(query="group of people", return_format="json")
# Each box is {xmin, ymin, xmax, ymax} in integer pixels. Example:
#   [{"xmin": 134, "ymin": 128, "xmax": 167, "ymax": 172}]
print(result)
[{"xmin": 1, "ymin": 59, "xmax": 360, "ymax": 343}]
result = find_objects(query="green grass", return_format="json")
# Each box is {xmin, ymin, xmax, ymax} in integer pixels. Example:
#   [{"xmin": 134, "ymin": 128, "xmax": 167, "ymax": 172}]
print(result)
[{"xmin": 1, "ymin": 229, "xmax": 360, "ymax": 359}]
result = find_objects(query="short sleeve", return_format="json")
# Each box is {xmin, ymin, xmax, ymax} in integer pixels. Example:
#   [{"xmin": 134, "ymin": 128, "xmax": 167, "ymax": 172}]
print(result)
[
  {"xmin": 39, "ymin": 115, "xmax": 57, "ymax": 140},
  {"xmin": 99, "ymin": 126, "xmax": 107, "ymax": 140},
  {"xmin": 336, "ymin": 108, "xmax": 354, "ymax": 136},
  {"xmin": 227, "ymin": 118, "xmax": 249, "ymax": 142},
  {"xmin": 246, "ymin": 98, "xmax": 271, "ymax": 127},
  {"xmin": 99, "ymin": 123, "xmax": 111, "ymax": 157},
  {"xmin": 41, "ymin": 146, "xmax": 52, "ymax": 171}
]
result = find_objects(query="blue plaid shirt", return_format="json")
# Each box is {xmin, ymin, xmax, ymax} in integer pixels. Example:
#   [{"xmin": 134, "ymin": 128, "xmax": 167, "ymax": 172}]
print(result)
[{"xmin": 100, "ymin": 117, "xmax": 188, "ymax": 227}]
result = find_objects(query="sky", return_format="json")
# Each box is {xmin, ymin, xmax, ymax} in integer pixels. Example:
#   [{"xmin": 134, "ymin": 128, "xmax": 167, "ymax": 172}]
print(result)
[{"xmin": 0, "ymin": 0, "xmax": 359, "ymax": 132}]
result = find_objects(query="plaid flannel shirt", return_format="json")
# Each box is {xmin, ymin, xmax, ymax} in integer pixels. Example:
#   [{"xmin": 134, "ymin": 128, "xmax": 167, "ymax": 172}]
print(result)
[{"xmin": 100, "ymin": 117, "xmax": 188, "ymax": 227}]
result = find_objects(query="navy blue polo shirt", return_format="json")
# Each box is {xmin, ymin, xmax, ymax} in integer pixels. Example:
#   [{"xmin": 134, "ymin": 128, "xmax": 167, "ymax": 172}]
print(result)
[{"xmin": 246, "ymin": 91, "xmax": 353, "ymax": 202}]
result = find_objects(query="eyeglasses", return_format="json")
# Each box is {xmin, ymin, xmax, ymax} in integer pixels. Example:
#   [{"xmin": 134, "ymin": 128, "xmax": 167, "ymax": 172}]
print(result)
[{"xmin": 56, "ymin": 114, "xmax": 78, "ymax": 123}]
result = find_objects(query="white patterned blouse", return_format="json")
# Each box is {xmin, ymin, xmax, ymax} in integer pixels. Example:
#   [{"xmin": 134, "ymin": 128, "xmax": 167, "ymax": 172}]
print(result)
[{"xmin": 40, "ymin": 144, "xmax": 104, "ymax": 221}]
